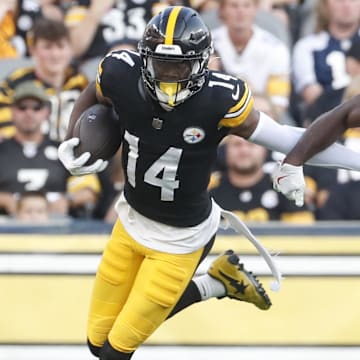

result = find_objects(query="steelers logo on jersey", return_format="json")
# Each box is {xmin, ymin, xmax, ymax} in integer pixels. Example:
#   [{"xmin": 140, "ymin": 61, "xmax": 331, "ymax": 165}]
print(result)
[{"xmin": 183, "ymin": 127, "xmax": 205, "ymax": 144}]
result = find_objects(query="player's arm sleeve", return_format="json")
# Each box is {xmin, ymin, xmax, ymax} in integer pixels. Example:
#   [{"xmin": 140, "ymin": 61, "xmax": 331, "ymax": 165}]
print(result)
[
  {"xmin": 218, "ymin": 82, "xmax": 254, "ymax": 128},
  {"xmin": 248, "ymin": 111, "xmax": 360, "ymax": 171}
]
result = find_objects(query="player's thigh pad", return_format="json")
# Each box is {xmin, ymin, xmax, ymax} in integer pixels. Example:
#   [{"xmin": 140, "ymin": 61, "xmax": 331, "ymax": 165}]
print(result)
[
  {"xmin": 87, "ymin": 219, "xmax": 143, "ymax": 347},
  {"xmin": 109, "ymin": 245, "xmax": 204, "ymax": 352}
]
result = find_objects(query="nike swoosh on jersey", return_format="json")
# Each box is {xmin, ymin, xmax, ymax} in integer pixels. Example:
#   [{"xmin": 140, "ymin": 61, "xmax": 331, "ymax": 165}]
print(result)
[{"xmin": 232, "ymin": 84, "xmax": 240, "ymax": 100}]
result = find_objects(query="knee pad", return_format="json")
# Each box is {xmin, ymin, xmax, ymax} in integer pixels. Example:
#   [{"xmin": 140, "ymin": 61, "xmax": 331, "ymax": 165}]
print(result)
[
  {"xmin": 87, "ymin": 338, "xmax": 101, "ymax": 357},
  {"xmin": 146, "ymin": 263, "xmax": 187, "ymax": 307},
  {"xmin": 100, "ymin": 340, "xmax": 134, "ymax": 360},
  {"xmin": 99, "ymin": 233, "xmax": 134, "ymax": 285}
]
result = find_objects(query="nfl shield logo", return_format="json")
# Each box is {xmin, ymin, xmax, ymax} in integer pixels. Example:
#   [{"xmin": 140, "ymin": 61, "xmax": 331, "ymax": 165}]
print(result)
[{"xmin": 152, "ymin": 117, "xmax": 163, "ymax": 130}]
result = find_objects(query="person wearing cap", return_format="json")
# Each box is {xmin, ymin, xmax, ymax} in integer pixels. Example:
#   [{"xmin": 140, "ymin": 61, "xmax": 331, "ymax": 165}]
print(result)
[
  {"xmin": 0, "ymin": 81, "xmax": 101, "ymax": 219},
  {"xmin": 0, "ymin": 17, "xmax": 88, "ymax": 140},
  {"xmin": 12, "ymin": 80, "xmax": 50, "ymax": 106}
]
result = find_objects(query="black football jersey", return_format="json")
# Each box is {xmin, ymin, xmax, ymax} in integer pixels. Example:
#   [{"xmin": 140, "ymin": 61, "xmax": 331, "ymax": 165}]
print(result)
[
  {"xmin": 0, "ymin": 137, "xmax": 69, "ymax": 194},
  {"xmin": 97, "ymin": 50, "xmax": 253, "ymax": 227}
]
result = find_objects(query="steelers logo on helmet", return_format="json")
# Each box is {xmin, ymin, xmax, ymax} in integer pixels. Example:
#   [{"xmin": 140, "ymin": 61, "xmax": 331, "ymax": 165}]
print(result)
[{"xmin": 138, "ymin": 6, "xmax": 213, "ymax": 109}]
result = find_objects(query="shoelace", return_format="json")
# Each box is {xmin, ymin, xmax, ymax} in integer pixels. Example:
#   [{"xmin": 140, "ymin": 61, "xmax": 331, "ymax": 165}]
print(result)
[{"xmin": 219, "ymin": 208, "xmax": 283, "ymax": 292}]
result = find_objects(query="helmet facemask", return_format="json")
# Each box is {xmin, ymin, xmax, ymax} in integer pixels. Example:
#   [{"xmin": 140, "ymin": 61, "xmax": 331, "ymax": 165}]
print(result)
[{"xmin": 140, "ymin": 43, "xmax": 211, "ymax": 108}]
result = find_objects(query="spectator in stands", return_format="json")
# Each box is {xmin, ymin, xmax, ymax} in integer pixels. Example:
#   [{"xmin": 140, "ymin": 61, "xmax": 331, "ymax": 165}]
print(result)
[
  {"xmin": 346, "ymin": 37, "xmax": 360, "ymax": 77},
  {"xmin": 253, "ymin": 0, "xmax": 293, "ymax": 46},
  {"xmin": 192, "ymin": 0, "xmax": 222, "ymax": 29},
  {"xmin": 304, "ymin": 38, "xmax": 360, "ymax": 126},
  {"xmin": 314, "ymin": 67, "xmax": 360, "ymax": 220},
  {"xmin": 0, "ymin": 17, "xmax": 88, "ymax": 140},
  {"xmin": 0, "ymin": 0, "xmax": 70, "ymax": 58},
  {"xmin": 292, "ymin": 0, "xmax": 360, "ymax": 126},
  {"xmin": 259, "ymin": 0, "xmax": 324, "ymax": 47},
  {"xmin": 3, "ymin": 0, "xmax": 48, "ymax": 57},
  {"xmin": 40, "ymin": 0, "xmax": 68, "ymax": 21},
  {"xmin": 63, "ymin": 0, "xmax": 163, "ymax": 62},
  {"xmin": 210, "ymin": 135, "xmax": 314, "ymax": 223},
  {"xmin": 295, "ymin": 0, "xmax": 318, "ymax": 40},
  {"xmin": 107, "ymin": 37, "xmax": 138, "ymax": 53},
  {"xmin": 302, "ymin": 164, "xmax": 338, "ymax": 215},
  {"xmin": 306, "ymin": 49, "xmax": 360, "ymax": 218},
  {"xmin": 15, "ymin": 190, "xmax": 50, "ymax": 223},
  {"xmin": 0, "ymin": 81, "xmax": 100, "ymax": 218},
  {"xmin": 212, "ymin": 0, "xmax": 291, "ymax": 119},
  {"xmin": 0, "ymin": 0, "xmax": 18, "ymax": 58},
  {"xmin": 317, "ymin": 179, "xmax": 360, "ymax": 220},
  {"xmin": 339, "ymin": 68, "xmax": 360, "ymax": 150},
  {"xmin": 196, "ymin": 0, "xmax": 291, "ymax": 46}
]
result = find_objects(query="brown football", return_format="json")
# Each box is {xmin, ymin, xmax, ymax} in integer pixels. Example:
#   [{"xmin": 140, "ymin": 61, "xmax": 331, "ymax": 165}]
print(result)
[{"xmin": 73, "ymin": 104, "xmax": 122, "ymax": 164}]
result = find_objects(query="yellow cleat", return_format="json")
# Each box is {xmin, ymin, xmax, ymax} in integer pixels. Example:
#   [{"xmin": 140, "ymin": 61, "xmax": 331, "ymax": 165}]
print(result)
[{"xmin": 208, "ymin": 249, "xmax": 272, "ymax": 310}]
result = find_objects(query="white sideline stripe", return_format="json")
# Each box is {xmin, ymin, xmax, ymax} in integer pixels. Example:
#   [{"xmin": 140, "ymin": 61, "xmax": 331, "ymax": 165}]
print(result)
[
  {"xmin": 1, "ymin": 254, "xmax": 360, "ymax": 275},
  {"xmin": 1, "ymin": 345, "xmax": 360, "ymax": 360},
  {"xmin": 0, "ymin": 254, "xmax": 101, "ymax": 274},
  {"xmin": 196, "ymin": 255, "xmax": 360, "ymax": 276}
]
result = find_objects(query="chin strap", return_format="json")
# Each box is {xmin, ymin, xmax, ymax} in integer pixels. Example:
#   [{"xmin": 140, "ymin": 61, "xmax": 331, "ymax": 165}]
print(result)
[{"xmin": 220, "ymin": 209, "xmax": 283, "ymax": 292}]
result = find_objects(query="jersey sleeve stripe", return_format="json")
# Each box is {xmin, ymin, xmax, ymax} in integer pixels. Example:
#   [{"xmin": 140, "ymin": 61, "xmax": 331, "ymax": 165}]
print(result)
[
  {"xmin": 218, "ymin": 87, "xmax": 254, "ymax": 128},
  {"xmin": 225, "ymin": 83, "xmax": 251, "ymax": 117},
  {"xmin": 0, "ymin": 93, "xmax": 12, "ymax": 104},
  {"xmin": 95, "ymin": 58, "xmax": 105, "ymax": 97},
  {"xmin": 0, "ymin": 108, "xmax": 12, "ymax": 121},
  {"xmin": 63, "ymin": 74, "xmax": 88, "ymax": 90}
]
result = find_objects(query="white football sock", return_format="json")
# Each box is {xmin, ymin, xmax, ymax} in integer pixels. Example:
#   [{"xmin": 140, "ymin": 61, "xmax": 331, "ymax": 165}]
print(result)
[{"xmin": 193, "ymin": 274, "xmax": 226, "ymax": 300}]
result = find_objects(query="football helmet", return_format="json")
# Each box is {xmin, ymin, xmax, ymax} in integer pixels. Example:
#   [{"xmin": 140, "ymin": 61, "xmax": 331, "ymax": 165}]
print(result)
[{"xmin": 138, "ymin": 6, "xmax": 213, "ymax": 108}]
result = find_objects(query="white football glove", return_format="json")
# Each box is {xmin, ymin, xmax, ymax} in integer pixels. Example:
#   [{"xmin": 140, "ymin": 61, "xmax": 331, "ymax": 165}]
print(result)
[
  {"xmin": 272, "ymin": 162, "xmax": 305, "ymax": 207},
  {"xmin": 58, "ymin": 137, "xmax": 108, "ymax": 176}
]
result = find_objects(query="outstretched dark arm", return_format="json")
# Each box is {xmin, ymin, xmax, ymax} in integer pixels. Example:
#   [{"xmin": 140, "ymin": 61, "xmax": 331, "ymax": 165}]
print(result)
[{"xmin": 284, "ymin": 95, "xmax": 360, "ymax": 166}]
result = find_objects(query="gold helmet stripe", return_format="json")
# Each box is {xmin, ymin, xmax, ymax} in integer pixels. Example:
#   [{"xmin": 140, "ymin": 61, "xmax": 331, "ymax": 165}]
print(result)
[{"xmin": 164, "ymin": 6, "xmax": 182, "ymax": 45}]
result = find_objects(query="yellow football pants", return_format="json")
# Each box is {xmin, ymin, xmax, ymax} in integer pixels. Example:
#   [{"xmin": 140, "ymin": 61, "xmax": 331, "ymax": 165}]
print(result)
[{"xmin": 87, "ymin": 218, "xmax": 204, "ymax": 353}]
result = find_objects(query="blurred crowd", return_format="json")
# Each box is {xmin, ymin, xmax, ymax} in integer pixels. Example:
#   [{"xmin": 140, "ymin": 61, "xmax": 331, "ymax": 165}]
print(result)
[{"xmin": 0, "ymin": 0, "xmax": 359, "ymax": 224}]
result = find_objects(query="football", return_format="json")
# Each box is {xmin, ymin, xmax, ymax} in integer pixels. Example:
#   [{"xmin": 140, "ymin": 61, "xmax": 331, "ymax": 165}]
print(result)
[{"xmin": 73, "ymin": 104, "xmax": 122, "ymax": 164}]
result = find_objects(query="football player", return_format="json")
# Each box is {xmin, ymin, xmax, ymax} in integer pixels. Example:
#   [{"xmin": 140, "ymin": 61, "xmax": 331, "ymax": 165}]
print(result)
[{"xmin": 58, "ymin": 6, "xmax": 360, "ymax": 360}]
